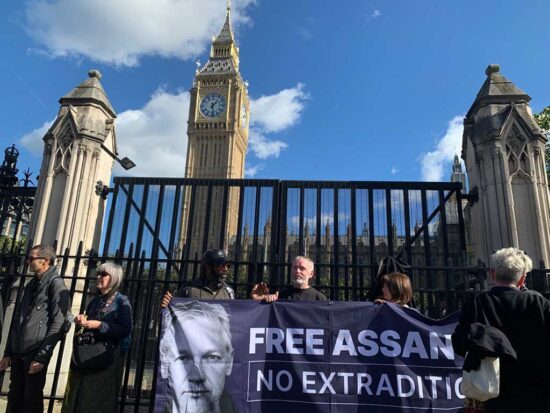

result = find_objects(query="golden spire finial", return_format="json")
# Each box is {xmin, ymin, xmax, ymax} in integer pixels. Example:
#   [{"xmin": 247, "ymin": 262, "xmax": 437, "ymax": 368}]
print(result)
[{"xmin": 227, "ymin": 0, "xmax": 231, "ymax": 12}]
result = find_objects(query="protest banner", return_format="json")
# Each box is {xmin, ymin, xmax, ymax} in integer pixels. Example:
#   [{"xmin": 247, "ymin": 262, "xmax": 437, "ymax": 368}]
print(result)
[{"xmin": 155, "ymin": 299, "xmax": 463, "ymax": 412}]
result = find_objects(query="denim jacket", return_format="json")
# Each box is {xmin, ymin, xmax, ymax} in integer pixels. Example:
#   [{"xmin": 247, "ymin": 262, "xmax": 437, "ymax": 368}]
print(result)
[{"xmin": 86, "ymin": 291, "xmax": 132, "ymax": 351}]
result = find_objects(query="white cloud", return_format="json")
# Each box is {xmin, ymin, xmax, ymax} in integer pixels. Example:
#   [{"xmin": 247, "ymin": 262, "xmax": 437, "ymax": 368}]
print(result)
[
  {"xmin": 23, "ymin": 0, "xmax": 255, "ymax": 66},
  {"xmin": 391, "ymin": 166, "xmax": 399, "ymax": 175},
  {"xmin": 248, "ymin": 130, "xmax": 288, "ymax": 159},
  {"xmin": 17, "ymin": 83, "xmax": 308, "ymax": 175},
  {"xmin": 115, "ymin": 89, "xmax": 189, "ymax": 176},
  {"xmin": 244, "ymin": 163, "xmax": 264, "ymax": 178},
  {"xmin": 290, "ymin": 213, "xmax": 349, "ymax": 230},
  {"xmin": 18, "ymin": 89, "xmax": 189, "ymax": 177},
  {"xmin": 247, "ymin": 83, "xmax": 308, "ymax": 159},
  {"xmin": 293, "ymin": 26, "xmax": 313, "ymax": 40},
  {"xmin": 372, "ymin": 9, "xmax": 382, "ymax": 18},
  {"xmin": 419, "ymin": 115, "xmax": 464, "ymax": 181},
  {"xmin": 250, "ymin": 83, "xmax": 308, "ymax": 133},
  {"xmin": 19, "ymin": 119, "xmax": 54, "ymax": 156}
]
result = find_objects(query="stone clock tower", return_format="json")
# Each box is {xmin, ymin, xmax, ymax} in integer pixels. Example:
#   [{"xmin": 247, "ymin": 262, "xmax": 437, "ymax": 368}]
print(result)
[
  {"xmin": 181, "ymin": 3, "xmax": 249, "ymax": 256},
  {"xmin": 185, "ymin": 4, "xmax": 249, "ymax": 179}
]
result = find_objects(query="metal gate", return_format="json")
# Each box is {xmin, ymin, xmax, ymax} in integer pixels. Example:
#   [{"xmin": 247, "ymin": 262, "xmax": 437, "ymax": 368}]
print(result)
[
  {"xmin": 101, "ymin": 177, "xmax": 469, "ymax": 304},
  {"xmin": 1, "ymin": 176, "xmax": 479, "ymax": 412}
]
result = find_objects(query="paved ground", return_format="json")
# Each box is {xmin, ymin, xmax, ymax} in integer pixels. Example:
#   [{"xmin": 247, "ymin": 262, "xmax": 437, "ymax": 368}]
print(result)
[{"xmin": 0, "ymin": 397, "xmax": 63, "ymax": 412}]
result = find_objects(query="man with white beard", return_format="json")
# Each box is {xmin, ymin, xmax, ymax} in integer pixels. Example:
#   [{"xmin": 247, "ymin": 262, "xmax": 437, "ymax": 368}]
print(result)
[{"xmin": 251, "ymin": 256, "xmax": 327, "ymax": 302}]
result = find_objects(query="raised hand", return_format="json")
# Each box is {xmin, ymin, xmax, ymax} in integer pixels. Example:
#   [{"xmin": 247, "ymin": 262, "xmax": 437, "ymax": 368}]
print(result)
[
  {"xmin": 161, "ymin": 291, "xmax": 173, "ymax": 308},
  {"xmin": 251, "ymin": 282, "xmax": 279, "ymax": 303}
]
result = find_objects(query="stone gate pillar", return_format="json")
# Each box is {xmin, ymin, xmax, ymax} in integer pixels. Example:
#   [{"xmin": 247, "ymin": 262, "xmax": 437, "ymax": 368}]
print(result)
[
  {"xmin": 462, "ymin": 64, "xmax": 550, "ymax": 267},
  {"xmin": 22, "ymin": 69, "xmax": 118, "ymax": 396},
  {"xmin": 27, "ymin": 69, "xmax": 117, "ymax": 254}
]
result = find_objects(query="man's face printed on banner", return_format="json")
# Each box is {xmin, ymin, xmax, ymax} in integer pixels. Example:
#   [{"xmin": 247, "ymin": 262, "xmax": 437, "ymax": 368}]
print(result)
[{"xmin": 169, "ymin": 316, "xmax": 234, "ymax": 413}]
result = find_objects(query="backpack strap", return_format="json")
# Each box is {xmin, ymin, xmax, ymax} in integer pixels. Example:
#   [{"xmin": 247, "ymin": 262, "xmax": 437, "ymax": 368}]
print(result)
[
  {"xmin": 222, "ymin": 282, "xmax": 235, "ymax": 299},
  {"xmin": 48, "ymin": 275, "xmax": 72, "ymax": 333}
]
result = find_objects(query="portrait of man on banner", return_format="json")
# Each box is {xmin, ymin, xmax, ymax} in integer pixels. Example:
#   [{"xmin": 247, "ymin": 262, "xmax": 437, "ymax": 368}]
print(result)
[{"xmin": 158, "ymin": 300, "xmax": 235, "ymax": 413}]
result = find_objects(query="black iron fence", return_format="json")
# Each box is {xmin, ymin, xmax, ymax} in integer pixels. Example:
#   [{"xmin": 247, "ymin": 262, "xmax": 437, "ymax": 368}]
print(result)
[
  {"xmin": 3, "ymin": 177, "xmax": 547, "ymax": 410},
  {"xmin": 0, "ymin": 145, "xmax": 35, "ymax": 249},
  {"xmin": 0, "ymin": 248, "xmax": 549, "ymax": 410},
  {"xmin": 101, "ymin": 178, "xmax": 469, "ymax": 301}
]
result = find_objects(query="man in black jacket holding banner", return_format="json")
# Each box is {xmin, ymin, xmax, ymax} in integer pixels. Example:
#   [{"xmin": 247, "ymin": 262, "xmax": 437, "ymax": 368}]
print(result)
[{"xmin": 0, "ymin": 245, "xmax": 70, "ymax": 413}]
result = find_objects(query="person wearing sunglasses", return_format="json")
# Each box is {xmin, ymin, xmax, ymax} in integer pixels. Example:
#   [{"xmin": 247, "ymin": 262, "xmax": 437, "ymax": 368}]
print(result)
[
  {"xmin": 161, "ymin": 249, "xmax": 234, "ymax": 308},
  {"xmin": 62, "ymin": 262, "xmax": 132, "ymax": 412},
  {"xmin": 0, "ymin": 244, "xmax": 70, "ymax": 413}
]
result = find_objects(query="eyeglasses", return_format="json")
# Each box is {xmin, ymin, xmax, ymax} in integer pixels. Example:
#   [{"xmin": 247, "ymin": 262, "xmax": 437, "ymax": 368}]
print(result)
[
  {"xmin": 96, "ymin": 271, "xmax": 111, "ymax": 278},
  {"xmin": 27, "ymin": 256, "xmax": 45, "ymax": 261}
]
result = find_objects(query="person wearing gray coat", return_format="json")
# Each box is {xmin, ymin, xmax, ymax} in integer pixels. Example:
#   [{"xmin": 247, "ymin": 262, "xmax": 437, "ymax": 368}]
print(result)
[{"xmin": 0, "ymin": 245, "xmax": 70, "ymax": 413}]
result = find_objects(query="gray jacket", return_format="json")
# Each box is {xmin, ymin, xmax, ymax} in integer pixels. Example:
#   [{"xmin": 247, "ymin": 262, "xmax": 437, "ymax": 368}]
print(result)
[{"xmin": 5, "ymin": 266, "xmax": 70, "ymax": 364}]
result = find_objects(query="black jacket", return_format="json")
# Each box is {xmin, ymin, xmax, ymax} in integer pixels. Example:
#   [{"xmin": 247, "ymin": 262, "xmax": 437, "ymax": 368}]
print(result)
[
  {"xmin": 5, "ymin": 266, "xmax": 70, "ymax": 364},
  {"xmin": 461, "ymin": 322, "xmax": 517, "ymax": 372},
  {"xmin": 452, "ymin": 287, "xmax": 550, "ymax": 408}
]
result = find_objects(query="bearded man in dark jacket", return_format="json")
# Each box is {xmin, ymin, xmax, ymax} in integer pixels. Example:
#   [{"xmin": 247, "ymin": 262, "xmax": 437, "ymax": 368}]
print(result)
[{"xmin": 0, "ymin": 244, "xmax": 70, "ymax": 413}]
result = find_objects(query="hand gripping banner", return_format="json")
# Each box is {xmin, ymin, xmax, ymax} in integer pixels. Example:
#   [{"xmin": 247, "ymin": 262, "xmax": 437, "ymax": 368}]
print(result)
[{"xmin": 155, "ymin": 299, "xmax": 464, "ymax": 413}]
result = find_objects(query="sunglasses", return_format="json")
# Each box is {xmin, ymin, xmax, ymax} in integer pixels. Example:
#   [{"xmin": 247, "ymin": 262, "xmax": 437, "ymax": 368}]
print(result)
[
  {"xmin": 217, "ymin": 262, "xmax": 231, "ymax": 268},
  {"xmin": 96, "ymin": 271, "xmax": 111, "ymax": 278},
  {"xmin": 27, "ymin": 256, "xmax": 46, "ymax": 261}
]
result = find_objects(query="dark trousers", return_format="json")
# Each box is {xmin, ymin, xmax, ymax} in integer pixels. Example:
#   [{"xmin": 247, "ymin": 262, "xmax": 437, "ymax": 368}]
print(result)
[{"xmin": 6, "ymin": 354, "xmax": 48, "ymax": 413}]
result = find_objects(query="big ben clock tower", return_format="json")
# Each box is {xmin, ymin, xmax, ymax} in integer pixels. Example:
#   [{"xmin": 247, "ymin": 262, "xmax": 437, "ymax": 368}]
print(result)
[
  {"xmin": 181, "ymin": 2, "xmax": 249, "ymax": 256},
  {"xmin": 185, "ymin": 3, "xmax": 249, "ymax": 179}
]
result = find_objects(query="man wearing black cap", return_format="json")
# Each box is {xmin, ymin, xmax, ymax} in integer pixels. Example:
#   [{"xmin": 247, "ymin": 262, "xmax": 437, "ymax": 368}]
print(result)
[{"xmin": 161, "ymin": 249, "xmax": 234, "ymax": 307}]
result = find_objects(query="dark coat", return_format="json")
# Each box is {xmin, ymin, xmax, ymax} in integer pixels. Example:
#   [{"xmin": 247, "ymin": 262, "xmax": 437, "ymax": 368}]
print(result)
[
  {"xmin": 5, "ymin": 266, "xmax": 70, "ymax": 364},
  {"xmin": 461, "ymin": 322, "xmax": 517, "ymax": 372},
  {"xmin": 452, "ymin": 287, "xmax": 550, "ymax": 409},
  {"xmin": 177, "ymin": 277, "xmax": 234, "ymax": 299},
  {"xmin": 85, "ymin": 292, "xmax": 132, "ymax": 345}
]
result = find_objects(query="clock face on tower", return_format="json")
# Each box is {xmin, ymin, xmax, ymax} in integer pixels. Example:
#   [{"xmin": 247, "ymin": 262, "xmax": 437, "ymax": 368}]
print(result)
[{"xmin": 200, "ymin": 93, "xmax": 226, "ymax": 118}]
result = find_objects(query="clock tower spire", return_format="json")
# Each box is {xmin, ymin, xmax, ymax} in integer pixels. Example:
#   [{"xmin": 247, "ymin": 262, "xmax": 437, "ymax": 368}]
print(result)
[
  {"xmin": 184, "ymin": 1, "xmax": 249, "ymax": 179},
  {"xmin": 180, "ymin": 3, "xmax": 250, "ymax": 255}
]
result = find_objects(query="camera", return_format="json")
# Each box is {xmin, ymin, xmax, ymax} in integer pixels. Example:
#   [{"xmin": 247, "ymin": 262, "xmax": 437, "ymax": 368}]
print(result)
[{"xmin": 76, "ymin": 332, "xmax": 96, "ymax": 345}]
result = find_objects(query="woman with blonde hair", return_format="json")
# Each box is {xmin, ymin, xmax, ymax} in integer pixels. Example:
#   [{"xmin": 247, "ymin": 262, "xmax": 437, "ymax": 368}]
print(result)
[{"xmin": 62, "ymin": 262, "xmax": 133, "ymax": 412}]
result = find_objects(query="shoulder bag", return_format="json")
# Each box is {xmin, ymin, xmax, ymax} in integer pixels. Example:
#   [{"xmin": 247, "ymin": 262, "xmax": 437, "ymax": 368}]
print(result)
[
  {"xmin": 70, "ymin": 294, "xmax": 118, "ymax": 373},
  {"xmin": 461, "ymin": 294, "xmax": 500, "ymax": 402}
]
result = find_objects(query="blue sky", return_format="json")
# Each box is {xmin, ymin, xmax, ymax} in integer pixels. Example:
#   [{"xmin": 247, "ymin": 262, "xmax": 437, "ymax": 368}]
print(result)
[{"xmin": 1, "ymin": 0, "xmax": 549, "ymax": 183}]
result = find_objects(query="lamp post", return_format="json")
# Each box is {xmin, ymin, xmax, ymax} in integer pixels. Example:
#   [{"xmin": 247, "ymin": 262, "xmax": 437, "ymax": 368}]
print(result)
[
  {"xmin": 95, "ymin": 145, "xmax": 136, "ymax": 199},
  {"xmin": 100, "ymin": 143, "xmax": 136, "ymax": 171}
]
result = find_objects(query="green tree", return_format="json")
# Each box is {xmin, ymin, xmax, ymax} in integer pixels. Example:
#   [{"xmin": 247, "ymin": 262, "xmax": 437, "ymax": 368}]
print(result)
[
  {"xmin": 534, "ymin": 106, "xmax": 550, "ymax": 180},
  {"xmin": 0, "ymin": 235, "xmax": 25, "ymax": 253}
]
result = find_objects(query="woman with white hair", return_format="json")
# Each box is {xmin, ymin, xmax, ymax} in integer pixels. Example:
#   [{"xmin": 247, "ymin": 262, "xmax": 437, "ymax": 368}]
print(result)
[
  {"xmin": 62, "ymin": 262, "xmax": 133, "ymax": 412},
  {"xmin": 452, "ymin": 248, "xmax": 550, "ymax": 412}
]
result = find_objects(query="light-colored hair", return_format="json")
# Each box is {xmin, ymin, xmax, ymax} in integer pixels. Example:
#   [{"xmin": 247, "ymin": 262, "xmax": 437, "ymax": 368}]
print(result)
[
  {"xmin": 293, "ymin": 256, "xmax": 314, "ymax": 272},
  {"xmin": 160, "ymin": 300, "xmax": 233, "ymax": 379},
  {"xmin": 382, "ymin": 272, "xmax": 413, "ymax": 306},
  {"xmin": 97, "ymin": 262, "xmax": 124, "ymax": 293},
  {"xmin": 31, "ymin": 245, "xmax": 56, "ymax": 266},
  {"xmin": 490, "ymin": 247, "xmax": 533, "ymax": 284}
]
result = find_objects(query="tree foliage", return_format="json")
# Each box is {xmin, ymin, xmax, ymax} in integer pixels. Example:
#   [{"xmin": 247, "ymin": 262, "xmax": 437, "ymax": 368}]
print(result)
[
  {"xmin": 0, "ymin": 235, "xmax": 25, "ymax": 253},
  {"xmin": 534, "ymin": 106, "xmax": 550, "ymax": 179}
]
